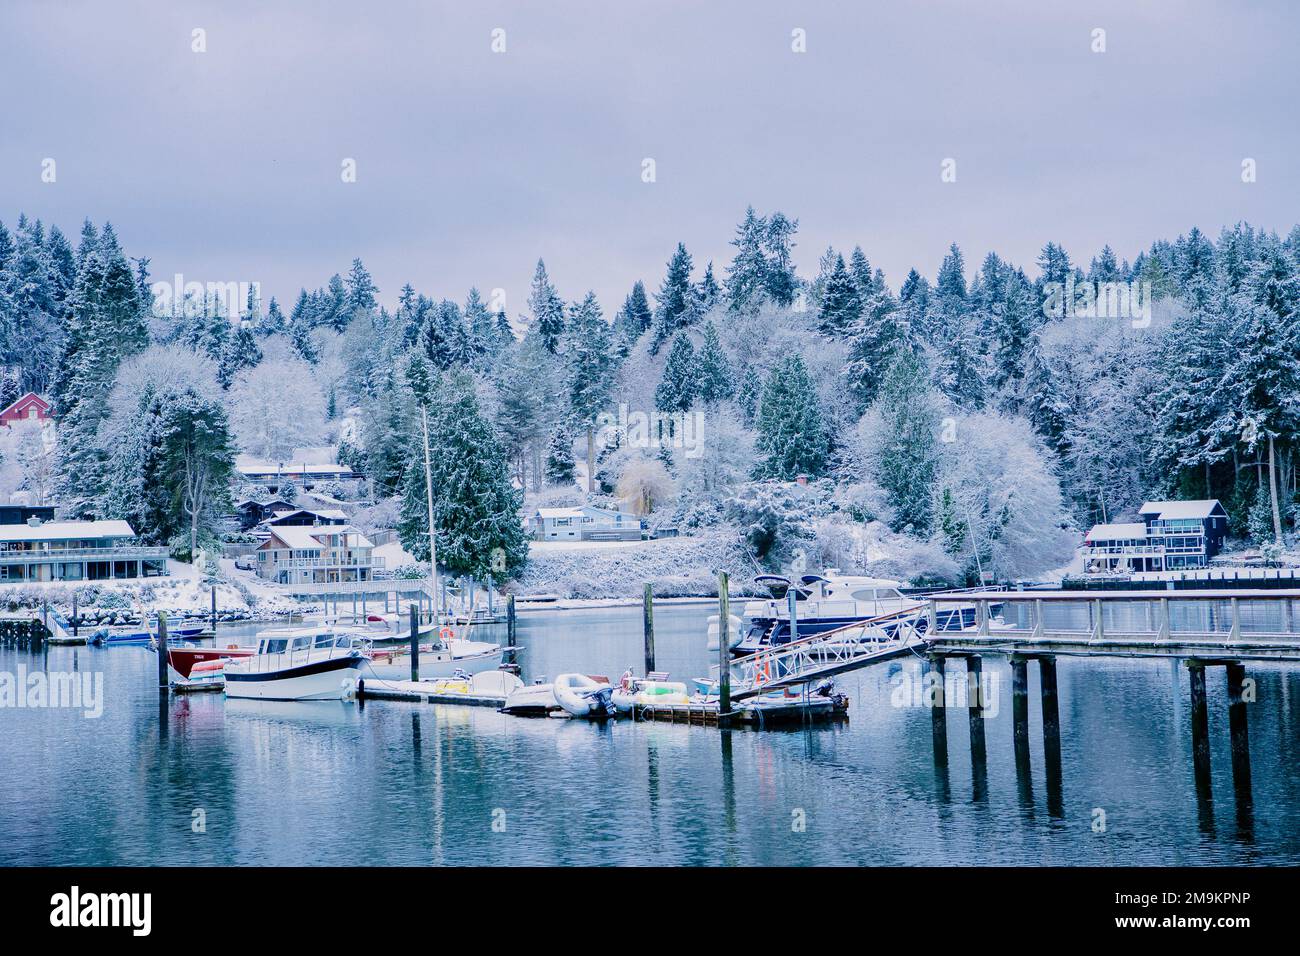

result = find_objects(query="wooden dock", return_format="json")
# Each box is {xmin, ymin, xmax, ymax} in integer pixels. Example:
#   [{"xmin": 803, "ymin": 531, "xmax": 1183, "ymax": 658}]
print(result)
[{"xmin": 355, "ymin": 677, "xmax": 507, "ymax": 708}]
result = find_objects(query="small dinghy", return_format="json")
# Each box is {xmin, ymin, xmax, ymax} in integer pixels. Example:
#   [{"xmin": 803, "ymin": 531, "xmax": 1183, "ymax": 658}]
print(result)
[
  {"xmin": 611, "ymin": 669, "xmax": 691, "ymax": 714},
  {"xmin": 553, "ymin": 673, "xmax": 617, "ymax": 719}
]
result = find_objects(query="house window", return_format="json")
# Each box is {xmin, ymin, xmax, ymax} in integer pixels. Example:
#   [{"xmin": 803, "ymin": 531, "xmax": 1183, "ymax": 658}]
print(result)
[{"xmin": 554, "ymin": 518, "xmax": 571, "ymax": 527}]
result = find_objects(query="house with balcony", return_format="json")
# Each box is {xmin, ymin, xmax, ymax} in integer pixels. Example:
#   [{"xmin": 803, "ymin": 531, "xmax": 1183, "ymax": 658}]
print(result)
[
  {"xmin": 0, "ymin": 518, "xmax": 169, "ymax": 582},
  {"xmin": 1083, "ymin": 499, "xmax": 1228, "ymax": 574},
  {"xmin": 526, "ymin": 505, "xmax": 642, "ymax": 542},
  {"xmin": 254, "ymin": 524, "xmax": 380, "ymax": 585}
]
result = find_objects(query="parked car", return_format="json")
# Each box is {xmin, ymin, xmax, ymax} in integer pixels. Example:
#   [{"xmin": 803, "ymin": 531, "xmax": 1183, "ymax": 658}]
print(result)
[{"xmin": 234, "ymin": 554, "xmax": 257, "ymax": 571}]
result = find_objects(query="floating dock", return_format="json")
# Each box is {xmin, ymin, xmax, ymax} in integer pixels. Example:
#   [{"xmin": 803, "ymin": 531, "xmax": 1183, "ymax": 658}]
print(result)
[{"xmin": 356, "ymin": 677, "xmax": 507, "ymax": 708}]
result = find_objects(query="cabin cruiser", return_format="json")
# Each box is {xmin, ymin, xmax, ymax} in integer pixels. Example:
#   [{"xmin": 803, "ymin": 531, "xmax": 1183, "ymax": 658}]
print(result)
[
  {"xmin": 223, "ymin": 627, "xmax": 367, "ymax": 701},
  {"xmin": 720, "ymin": 571, "xmax": 982, "ymax": 657},
  {"xmin": 359, "ymin": 630, "xmax": 506, "ymax": 680}
]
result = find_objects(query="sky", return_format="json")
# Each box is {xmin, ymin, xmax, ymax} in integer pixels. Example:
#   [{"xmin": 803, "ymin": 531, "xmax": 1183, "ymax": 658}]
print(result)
[{"xmin": 2, "ymin": 0, "xmax": 1298, "ymax": 322}]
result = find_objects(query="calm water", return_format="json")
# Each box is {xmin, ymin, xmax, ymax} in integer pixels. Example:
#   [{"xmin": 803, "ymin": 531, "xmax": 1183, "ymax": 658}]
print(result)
[{"xmin": 3, "ymin": 602, "xmax": 1300, "ymax": 866}]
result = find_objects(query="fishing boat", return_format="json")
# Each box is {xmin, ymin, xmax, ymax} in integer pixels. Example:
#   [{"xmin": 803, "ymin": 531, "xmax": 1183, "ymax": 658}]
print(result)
[
  {"xmin": 721, "ymin": 571, "xmax": 985, "ymax": 657},
  {"xmin": 553, "ymin": 673, "xmax": 617, "ymax": 719},
  {"xmin": 223, "ymin": 627, "xmax": 367, "ymax": 701},
  {"xmin": 166, "ymin": 642, "xmax": 256, "ymax": 690}
]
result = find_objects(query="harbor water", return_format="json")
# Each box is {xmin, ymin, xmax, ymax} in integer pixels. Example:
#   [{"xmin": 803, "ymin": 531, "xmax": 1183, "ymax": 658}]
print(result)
[{"xmin": 3, "ymin": 602, "xmax": 1300, "ymax": 865}]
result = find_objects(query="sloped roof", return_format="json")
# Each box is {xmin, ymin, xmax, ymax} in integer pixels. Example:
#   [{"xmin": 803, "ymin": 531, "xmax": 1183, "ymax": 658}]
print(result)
[
  {"xmin": 260, "ymin": 525, "xmax": 374, "ymax": 550},
  {"xmin": 1085, "ymin": 522, "xmax": 1148, "ymax": 542},
  {"xmin": 534, "ymin": 506, "xmax": 622, "ymax": 519},
  {"xmin": 0, "ymin": 392, "xmax": 51, "ymax": 418},
  {"xmin": 1139, "ymin": 500, "xmax": 1223, "ymax": 519}
]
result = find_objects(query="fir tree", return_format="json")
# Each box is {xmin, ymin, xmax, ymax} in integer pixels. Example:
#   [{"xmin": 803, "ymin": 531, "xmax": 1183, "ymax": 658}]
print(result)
[
  {"xmin": 345, "ymin": 258, "xmax": 378, "ymax": 319},
  {"xmin": 817, "ymin": 253, "xmax": 862, "ymax": 335},
  {"xmin": 752, "ymin": 354, "xmax": 829, "ymax": 480},
  {"xmin": 528, "ymin": 259, "xmax": 565, "ymax": 353},
  {"xmin": 762, "ymin": 212, "xmax": 799, "ymax": 307},
  {"xmin": 615, "ymin": 280, "xmax": 653, "ymax": 342},
  {"xmin": 696, "ymin": 261, "xmax": 721, "ymax": 313},
  {"xmin": 872, "ymin": 349, "xmax": 939, "ymax": 534},
  {"xmin": 694, "ymin": 320, "xmax": 734, "ymax": 404},
  {"xmin": 654, "ymin": 334, "xmax": 697, "ymax": 413},
  {"xmin": 564, "ymin": 291, "xmax": 617, "ymax": 490},
  {"xmin": 218, "ymin": 322, "xmax": 263, "ymax": 389},
  {"xmin": 650, "ymin": 243, "xmax": 695, "ymax": 353},
  {"xmin": 726, "ymin": 206, "xmax": 769, "ymax": 313},
  {"xmin": 544, "ymin": 423, "xmax": 576, "ymax": 486}
]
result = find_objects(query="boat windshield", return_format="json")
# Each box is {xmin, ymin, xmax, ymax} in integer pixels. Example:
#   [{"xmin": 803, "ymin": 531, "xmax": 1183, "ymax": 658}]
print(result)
[
  {"xmin": 290, "ymin": 636, "xmax": 311, "ymax": 651},
  {"xmin": 262, "ymin": 638, "xmax": 288, "ymax": 654},
  {"xmin": 313, "ymin": 633, "xmax": 336, "ymax": 649}
]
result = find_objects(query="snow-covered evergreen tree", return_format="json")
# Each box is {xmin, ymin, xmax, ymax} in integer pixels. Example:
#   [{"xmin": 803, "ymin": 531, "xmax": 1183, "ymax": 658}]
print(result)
[{"xmin": 753, "ymin": 353, "xmax": 829, "ymax": 480}]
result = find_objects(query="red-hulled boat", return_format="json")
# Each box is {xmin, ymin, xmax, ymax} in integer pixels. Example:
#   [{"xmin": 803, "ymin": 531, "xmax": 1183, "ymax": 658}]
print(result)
[{"xmin": 167, "ymin": 644, "xmax": 257, "ymax": 690}]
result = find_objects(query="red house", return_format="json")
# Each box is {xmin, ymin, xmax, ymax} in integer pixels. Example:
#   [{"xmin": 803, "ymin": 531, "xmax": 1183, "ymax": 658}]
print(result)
[{"xmin": 0, "ymin": 393, "xmax": 52, "ymax": 427}]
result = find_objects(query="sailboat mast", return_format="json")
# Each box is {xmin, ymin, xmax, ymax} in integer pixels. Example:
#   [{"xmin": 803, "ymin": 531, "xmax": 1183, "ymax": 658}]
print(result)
[{"xmin": 421, "ymin": 405, "xmax": 440, "ymax": 621}]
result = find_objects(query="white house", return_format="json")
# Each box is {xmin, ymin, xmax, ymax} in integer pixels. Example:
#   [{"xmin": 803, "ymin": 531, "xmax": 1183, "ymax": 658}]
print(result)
[
  {"xmin": 526, "ymin": 505, "xmax": 641, "ymax": 542},
  {"xmin": 0, "ymin": 518, "xmax": 169, "ymax": 582},
  {"xmin": 254, "ymin": 525, "xmax": 380, "ymax": 584}
]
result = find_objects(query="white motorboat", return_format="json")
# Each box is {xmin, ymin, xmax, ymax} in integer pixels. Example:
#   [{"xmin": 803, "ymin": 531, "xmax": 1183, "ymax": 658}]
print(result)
[
  {"xmin": 502, "ymin": 678, "xmax": 560, "ymax": 717},
  {"xmin": 553, "ymin": 673, "xmax": 617, "ymax": 719},
  {"xmin": 359, "ymin": 632, "xmax": 505, "ymax": 680},
  {"xmin": 223, "ymin": 627, "xmax": 367, "ymax": 701}
]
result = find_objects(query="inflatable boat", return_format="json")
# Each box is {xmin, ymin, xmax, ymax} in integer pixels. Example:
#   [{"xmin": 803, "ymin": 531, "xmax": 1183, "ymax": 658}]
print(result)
[{"xmin": 553, "ymin": 673, "xmax": 617, "ymax": 719}]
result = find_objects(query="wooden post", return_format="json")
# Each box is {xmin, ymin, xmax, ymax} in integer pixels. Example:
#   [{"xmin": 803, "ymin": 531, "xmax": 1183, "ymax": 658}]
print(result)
[
  {"xmin": 787, "ymin": 590, "xmax": 799, "ymax": 643},
  {"xmin": 1011, "ymin": 655, "xmax": 1030, "ymax": 768},
  {"xmin": 210, "ymin": 583, "xmax": 217, "ymax": 633},
  {"xmin": 927, "ymin": 654, "xmax": 947, "ymax": 766},
  {"xmin": 72, "ymin": 591, "xmax": 78, "ymax": 637},
  {"xmin": 156, "ymin": 613, "xmax": 169, "ymax": 692},
  {"xmin": 1188, "ymin": 661, "xmax": 1212, "ymax": 798},
  {"xmin": 1039, "ymin": 656, "xmax": 1061, "ymax": 768},
  {"xmin": 966, "ymin": 655, "xmax": 987, "ymax": 783},
  {"xmin": 642, "ymin": 583, "xmax": 656, "ymax": 675},
  {"xmin": 1226, "ymin": 662, "xmax": 1252, "ymax": 795},
  {"xmin": 409, "ymin": 604, "xmax": 420, "ymax": 682},
  {"xmin": 506, "ymin": 594, "xmax": 517, "ymax": 648},
  {"xmin": 717, "ymin": 571, "xmax": 731, "ymax": 720}
]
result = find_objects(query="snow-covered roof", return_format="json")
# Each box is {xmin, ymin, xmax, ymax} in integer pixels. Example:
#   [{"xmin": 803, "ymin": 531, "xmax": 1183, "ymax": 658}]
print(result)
[
  {"xmin": 0, "ymin": 392, "xmax": 50, "ymax": 418},
  {"xmin": 260, "ymin": 525, "xmax": 374, "ymax": 550},
  {"xmin": 0, "ymin": 519, "xmax": 136, "ymax": 542},
  {"xmin": 1085, "ymin": 522, "xmax": 1148, "ymax": 542},
  {"xmin": 533, "ymin": 506, "xmax": 622, "ymax": 519},
  {"xmin": 235, "ymin": 455, "xmax": 351, "ymax": 477},
  {"xmin": 268, "ymin": 508, "xmax": 349, "ymax": 523},
  {"xmin": 1139, "ymin": 500, "xmax": 1223, "ymax": 520}
]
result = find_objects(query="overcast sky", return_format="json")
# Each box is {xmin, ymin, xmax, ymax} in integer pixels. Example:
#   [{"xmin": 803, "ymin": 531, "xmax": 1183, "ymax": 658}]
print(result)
[{"xmin": 3, "ymin": 1, "xmax": 1297, "ymax": 320}]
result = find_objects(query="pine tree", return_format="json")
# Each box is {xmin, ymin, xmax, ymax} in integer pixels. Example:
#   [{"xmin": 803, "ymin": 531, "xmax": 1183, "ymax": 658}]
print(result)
[
  {"xmin": 544, "ymin": 423, "xmax": 576, "ymax": 486},
  {"xmin": 726, "ymin": 206, "xmax": 769, "ymax": 313},
  {"xmin": 528, "ymin": 259, "xmax": 565, "ymax": 353},
  {"xmin": 345, "ymin": 258, "xmax": 378, "ymax": 319},
  {"xmin": 872, "ymin": 349, "xmax": 939, "ymax": 534},
  {"xmin": 762, "ymin": 212, "xmax": 799, "ymax": 307},
  {"xmin": 218, "ymin": 322, "xmax": 263, "ymax": 388},
  {"xmin": 694, "ymin": 320, "xmax": 734, "ymax": 404},
  {"xmin": 752, "ymin": 354, "xmax": 829, "ymax": 479},
  {"xmin": 654, "ymin": 334, "xmax": 697, "ymax": 413},
  {"xmin": 650, "ymin": 243, "xmax": 695, "ymax": 353},
  {"xmin": 817, "ymin": 254, "xmax": 862, "ymax": 335},
  {"xmin": 399, "ymin": 373, "xmax": 529, "ymax": 579},
  {"xmin": 696, "ymin": 261, "xmax": 721, "ymax": 314}
]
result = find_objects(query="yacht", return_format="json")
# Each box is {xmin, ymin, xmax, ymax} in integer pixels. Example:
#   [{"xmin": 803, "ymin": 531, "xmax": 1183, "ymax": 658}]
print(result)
[{"xmin": 722, "ymin": 571, "xmax": 982, "ymax": 657}]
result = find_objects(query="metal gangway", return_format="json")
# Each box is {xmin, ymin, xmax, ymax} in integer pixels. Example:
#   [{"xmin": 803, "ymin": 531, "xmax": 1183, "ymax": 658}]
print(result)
[{"xmin": 718, "ymin": 611, "xmax": 927, "ymax": 701}]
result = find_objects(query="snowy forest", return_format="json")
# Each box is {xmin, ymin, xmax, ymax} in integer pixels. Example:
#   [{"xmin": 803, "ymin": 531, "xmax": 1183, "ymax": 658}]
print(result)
[{"xmin": 2, "ymin": 207, "xmax": 1299, "ymax": 587}]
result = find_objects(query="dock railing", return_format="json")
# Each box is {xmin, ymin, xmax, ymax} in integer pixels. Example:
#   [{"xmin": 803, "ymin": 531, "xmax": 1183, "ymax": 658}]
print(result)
[{"xmin": 925, "ymin": 588, "xmax": 1300, "ymax": 659}]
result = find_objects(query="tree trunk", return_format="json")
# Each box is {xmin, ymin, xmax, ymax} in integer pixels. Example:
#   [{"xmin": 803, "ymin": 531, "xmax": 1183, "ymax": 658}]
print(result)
[
  {"xmin": 1269, "ymin": 434, "xmax": 1283, "ymax": 544},
  {"xmin": 586, "ymin": 426, "xmax": 594, "ymax": 494}
]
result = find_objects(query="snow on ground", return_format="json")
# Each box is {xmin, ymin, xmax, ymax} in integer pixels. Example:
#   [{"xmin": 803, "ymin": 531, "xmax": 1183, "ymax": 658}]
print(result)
[
  {"xmin": 515, "ymin": 531, "xmax": 755, "ymax": 599},
  {"xmin": 374, "ymin": 540, "xmax": 414, "ymax": 568}
]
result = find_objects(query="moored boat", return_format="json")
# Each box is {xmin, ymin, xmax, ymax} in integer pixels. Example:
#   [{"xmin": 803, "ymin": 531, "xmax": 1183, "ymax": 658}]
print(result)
[
  {"xmin": 223, "ymin": 627, "xmax": 367, "ymax": 701},
  {"xmin": 553, "ymin": 673, "xmax": 617, "ymax": 719},
  {"xmin": 167, "ymin": 642, "xmax": 256, "ymax": 689},
  {"xmin": 611, "ymin": 669, "xmax": 690, "ymax": 714},
  {"xmin": 502, "ymin": 678, "xmax": 560, "ymax": 716}
]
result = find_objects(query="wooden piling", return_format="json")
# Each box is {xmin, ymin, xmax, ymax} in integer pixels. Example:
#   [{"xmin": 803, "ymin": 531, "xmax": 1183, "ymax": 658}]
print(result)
[
  {"xmin": 1187, "ymin": 661, "xmax": 1212, "ymax": 795},
  {"xmin": 927, "ymin": 654, "xmax": 947, "ymax": 766},
  {"xmin": 72, "ymin": 592, "xmax": 78, "ymax": 637},
  {"xmin": 643, "ymin": 583, "xmax": 656, "ymax": 675},
  {"xmin": 409, "ymin": 604, "xmax": 420, "ymax": 682},
  {"xmin": 156, "ymin": 614, "xmax": 169, "ymax": 692},
  {"xmin": 1039, "ymin": 656, "xmax": 1061, "ymax": 768},
  {"xmin": 717, "ymin": 571, "xmax": 731, "ymax": 721},
  {"xmin": 1011, "ymin": 655, "xmax": 1031, "ymax": 768},
  {"xmin": 1226, "ymin": 662, "xmax": 1252, "ymax": 795},
  {"xmin": 210, "ymin": 583, "xmax": 217, "ymax": 633},
  {"xmin": 787, "ymin": 590, "xmax": 798, "ymax": 643},
  {"xmin": 966, "ymin": 655, "xmax": 987, "ymax": 762},
  {"xmin": 506, "ymin": 594, "xmax": 517, "ymax": 648}
]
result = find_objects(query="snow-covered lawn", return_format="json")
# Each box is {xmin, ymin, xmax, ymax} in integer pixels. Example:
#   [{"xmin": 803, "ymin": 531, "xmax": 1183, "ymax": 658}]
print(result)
[{"xmin": 529, "ymin": 538, "xmax": 653, "ymax": 554}]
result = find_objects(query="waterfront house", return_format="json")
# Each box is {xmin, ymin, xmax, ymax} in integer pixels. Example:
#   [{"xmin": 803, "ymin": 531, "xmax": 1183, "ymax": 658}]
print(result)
[
  {"xmin": 235, "ymin": 498, "xmax": 296, "ymax": 531},
  {"xmin": 1084, "ymin": 499, "xmax": 1227, "ymax": 573},
  {"xmin": 526, "ymin": 505, "xmax": 642, "ymax": 542},
  {"xmin": 0, "ymin": 392, "xmax": 52, "ymax": 428},
  {"xmin": 265, "ymin": 507, "xmax": 349, "ymax": 528},
  {"xmin": 0, "ymin": 518, "xmax": 169, "ymax": 582},
  {"xmin": 254, "ymin": 525, "xmax": 380, "ymax": 584},
  {"xmin": 0, "ymin": 504, "xmax": 55, "ymax": 525}
]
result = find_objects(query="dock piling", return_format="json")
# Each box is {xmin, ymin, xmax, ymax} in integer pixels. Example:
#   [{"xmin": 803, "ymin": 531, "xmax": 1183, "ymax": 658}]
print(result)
[
  {"xmin": 1187, "ymin": 661, "xmax": 1213, "ymax": 800},
  {"xmin": 210, "ymin": 583, "xmax": 217, "ymax": 634},
  {"xmin": 1226, "ymin": 662, "xmax": 1252, "ymax": 796},
  {"xmin": 156, "ymin": 614, "xmax": 169, "ymax": 693},
  {"xmin": 506, "ymin": 594, "xmax": 517, "ymax": 649},
  {"xmin": 1011, "ymin": 655, "xmax": 1031, "ymax": 769},
  {"xmin": 1039, "ymin": 656, "xmax": 1061, "ymax": 769},
  {"xmin": 717, "ymin": 571, "xmax": 731, "ymax": 721},
  {"xmin": 72, "ymin": 592, "xmax": 78, "ymax": 637},
  {"xmin": 409, "ymin": 605, "xmax": 420, "ymax": 682},
  {"xmin": 643, "ymin": 583, "xmax": 656, "ymax": 675},
  {"xmin": 927, "ymin": 654, "xmax": 947, "ymax": 766}
]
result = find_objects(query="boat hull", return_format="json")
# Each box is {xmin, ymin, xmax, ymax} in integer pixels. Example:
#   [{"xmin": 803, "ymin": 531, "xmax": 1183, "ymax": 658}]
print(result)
[
  {"xmin": 224, "ymin": 653, "xmax": 367, "ymax": 701},
  {"xmin": 363, "ymin": 644, "xmax": 504, "ymax": 680}
]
